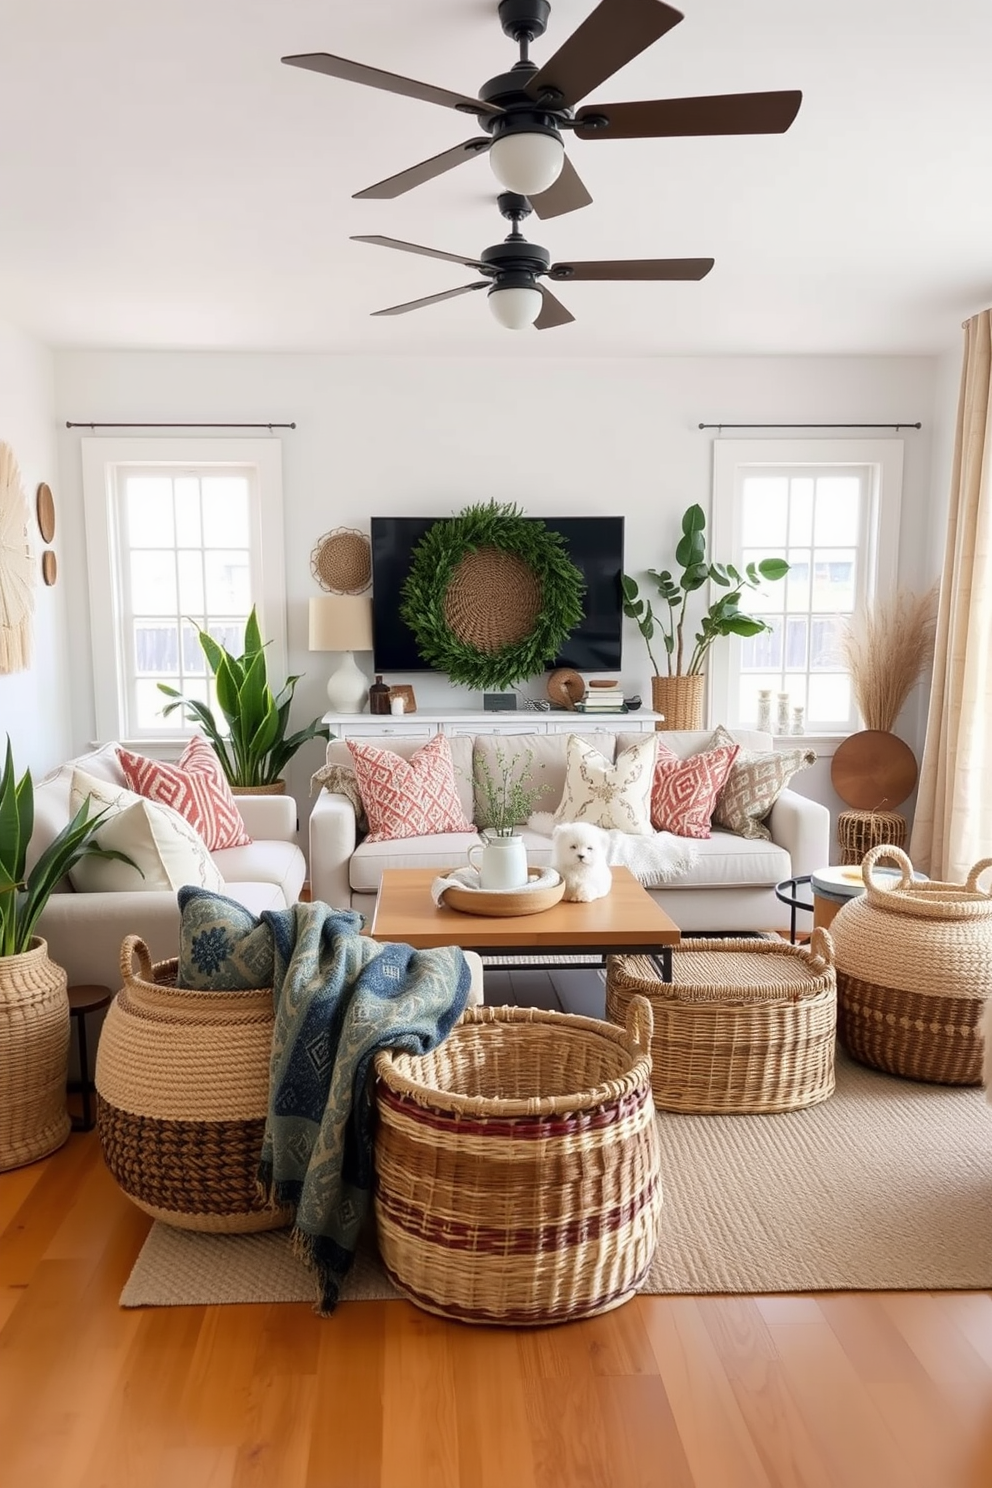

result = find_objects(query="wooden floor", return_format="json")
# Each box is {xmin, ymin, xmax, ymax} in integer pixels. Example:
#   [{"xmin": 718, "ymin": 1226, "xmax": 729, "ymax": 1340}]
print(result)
[{"xmin": 3, "ymin": 970, "xmax": 992, "ymax": 1488}]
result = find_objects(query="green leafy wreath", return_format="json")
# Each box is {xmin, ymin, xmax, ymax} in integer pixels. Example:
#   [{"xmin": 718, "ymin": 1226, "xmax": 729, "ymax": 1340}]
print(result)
[{"xmin": 399, "ymin": 501, "xmax": 586, "ymax": 690}]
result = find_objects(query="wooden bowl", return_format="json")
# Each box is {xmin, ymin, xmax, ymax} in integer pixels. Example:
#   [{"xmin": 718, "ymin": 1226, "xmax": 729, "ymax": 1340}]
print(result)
[{"xmin": 440, "ymin": 868, "xmax": 565, "ymax": 918}]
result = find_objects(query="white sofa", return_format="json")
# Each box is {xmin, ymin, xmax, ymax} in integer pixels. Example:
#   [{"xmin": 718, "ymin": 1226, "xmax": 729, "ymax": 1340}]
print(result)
[
  {"xmin": 28, "ymin": 742, "xmax": 307, "ymax": 990},
  {"xmin": 310, "ymin": 728, "xmax": 830, "ymax": 934}
]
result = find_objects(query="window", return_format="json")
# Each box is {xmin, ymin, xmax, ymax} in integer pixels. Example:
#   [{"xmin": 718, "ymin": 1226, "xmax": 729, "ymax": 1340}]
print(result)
[
  {"xmin": 710, "ymin": 440, "xmax": 903, "ymax": 734},
  {"xmin": 81, "ymin": 439, "xmax": 286, "ymax": 743}
]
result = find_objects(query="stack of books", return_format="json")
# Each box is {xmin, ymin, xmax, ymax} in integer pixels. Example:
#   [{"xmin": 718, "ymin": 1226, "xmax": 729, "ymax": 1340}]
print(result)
[{"xmin": 578, "ymin": 681, "xmax": 627, "ymax": 713}]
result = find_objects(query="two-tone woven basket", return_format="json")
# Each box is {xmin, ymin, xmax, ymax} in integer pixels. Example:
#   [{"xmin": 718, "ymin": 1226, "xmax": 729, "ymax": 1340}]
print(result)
[
  {"xmin": 95, "ymin": 936, "xmax": 290, "ymax": 1233},
  {"xmin": 606, "ymin": 931, "xmax": 837, "ymax": 1114},
  {"xmin": 830, "ymin": 845, "xmax": 992, "ymax": 1084},
  {"xmin": 373, "ymin": 998, "xmax": 663, "ymax": 1326}
]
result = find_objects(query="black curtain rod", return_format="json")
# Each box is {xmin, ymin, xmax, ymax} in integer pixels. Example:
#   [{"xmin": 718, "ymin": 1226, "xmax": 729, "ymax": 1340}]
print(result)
[
  {"xmin": 65, "ymin": 420, "xmax": 296, "ymax": 430},
  {"xmin": 698, "ymin": 421, "xmax": 921, "ymax": 431}
]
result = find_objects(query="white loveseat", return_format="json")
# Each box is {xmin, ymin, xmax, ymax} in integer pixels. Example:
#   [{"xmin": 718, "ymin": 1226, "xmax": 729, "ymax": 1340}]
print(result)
[
  {"xmin": 28, "ymin": 742, "xmax": 307, "ymax": 989},
  {"xmin": 310, "ymin": 728, "xmax": 830, "ymax": 934}
]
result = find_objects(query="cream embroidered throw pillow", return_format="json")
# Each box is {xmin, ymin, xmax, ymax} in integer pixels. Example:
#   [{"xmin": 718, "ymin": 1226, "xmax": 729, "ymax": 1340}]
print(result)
[
  {"xmin": 554, "ymin": 734, "xmax": 656, "ymax": 836},
  {"xmin": 707, "ymin": 724, "xmax": 816, "ymax": 840}
]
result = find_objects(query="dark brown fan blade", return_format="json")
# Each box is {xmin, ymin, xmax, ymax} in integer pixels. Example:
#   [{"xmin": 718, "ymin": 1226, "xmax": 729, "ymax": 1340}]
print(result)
[
  {"xmin": 525, "ymin": 0, "xmax": 683, "ymax": 108},
  {"xmin": 574, "ymin": 90, "xmax": 803, "ymax": 140},
  {"xmin": 528, "ymin": 154, "xmax": 593, "ymax": 220},
  {"xmin": 534, "ymin": 287, "xmax": 575, "ymax": 330},
  {"xmin": 281, "ymin": 54, "xmax": 503, "ymax": 119},
  {"xmin": 351, "ymin": 235, "xmax": 485, "ymax": 269},
  {"xmin": 353, "ymin": 139, "xmax": 491, "ymax": 200},
  {"xmin": 548, "ymin": 258, "xmax": 714, "ymax": 281},
  {"xmin": 370, "ymin": 283, "xmax": 487, "ymax": 317}
]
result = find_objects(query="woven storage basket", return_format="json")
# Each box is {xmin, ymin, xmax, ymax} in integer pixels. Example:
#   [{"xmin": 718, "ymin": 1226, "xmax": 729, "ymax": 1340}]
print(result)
[
  {"xmin": 837, "ymin": 808, "xmax": 907, "ymax": 865},
  {"xmin": 95, "ymin": 936, "xmax": 290, "ymax": 1233},
  {"xmin": 650, "ymin": 674, "xmax": 705, "ymax": 730},
  {"xmin": 0, "ymin": 938, "xmax": 71, "ymax": 1171},
  {"xmin": 373, "ymin": 998, "xmax": 662, "ymax": 1326},
  {"xmin": 830, "ymin": 845, "xmax": 992, "ymax": 1084},
  {"xmin": 605, "ymin": 930, "xmax": 837, "ymax": 1114}
]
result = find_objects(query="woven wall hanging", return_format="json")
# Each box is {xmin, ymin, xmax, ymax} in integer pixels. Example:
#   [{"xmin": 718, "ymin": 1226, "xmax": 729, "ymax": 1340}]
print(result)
[
  {"xmin": 399, "ymin": 501, "xmax": 585, "ymax": 691},
  {"xmin": 0, "ymin": 442, "xmax": 35, "ymax": 673},
  {"xmin": 310, "ymin": 527, "xmax": 372, "ymax": 594}
]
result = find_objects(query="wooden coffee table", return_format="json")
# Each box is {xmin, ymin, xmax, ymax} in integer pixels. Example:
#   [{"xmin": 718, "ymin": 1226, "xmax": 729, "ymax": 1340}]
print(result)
[{"xmin": 370, "ymin": 865, "xmax": 681, "ymax": 979}]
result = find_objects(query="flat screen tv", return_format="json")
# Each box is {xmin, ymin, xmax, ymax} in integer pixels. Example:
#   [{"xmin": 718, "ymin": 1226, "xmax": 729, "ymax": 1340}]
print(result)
[{"xmin": 370, "ymin": 515, "xmax": 625, "ymax": 674}]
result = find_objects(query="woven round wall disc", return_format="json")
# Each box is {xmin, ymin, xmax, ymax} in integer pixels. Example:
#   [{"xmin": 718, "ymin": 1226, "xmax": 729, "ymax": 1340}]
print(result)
[
  {"xmin": 547, "ymin": 667, "xmax": 584, "ymax": 709},
  {"xmin": 310, "ymin": 529, "xmax": 371, "ymax": 594},
  {"xmin": 443, "ymin": 546, "xmax": 542, "ymax": 654}
]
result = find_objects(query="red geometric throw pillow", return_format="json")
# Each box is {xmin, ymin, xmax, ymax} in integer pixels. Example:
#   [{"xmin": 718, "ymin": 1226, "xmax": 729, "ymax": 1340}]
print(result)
[
  {"xmin": 117, "ymin": 735, "xmax": 252, "ymax": 851},
  {"xmin": 348, "ymin": 733, "xmax": 474, "ymax": 843},
  {"xmin": 650, "ymin": 740, "xmax": 740, "ymax": 839}
]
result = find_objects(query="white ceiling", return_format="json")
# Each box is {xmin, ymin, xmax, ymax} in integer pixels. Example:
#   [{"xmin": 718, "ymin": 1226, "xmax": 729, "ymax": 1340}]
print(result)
[{"xmin": 1, "ymin": 0, "xmax": 990, "ymax": 357}]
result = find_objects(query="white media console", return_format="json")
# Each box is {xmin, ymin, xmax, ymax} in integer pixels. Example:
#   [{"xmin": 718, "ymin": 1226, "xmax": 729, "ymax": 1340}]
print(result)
[{"xmin": 320, "ymin": 708, "xmax": 665, "ymax": 741}]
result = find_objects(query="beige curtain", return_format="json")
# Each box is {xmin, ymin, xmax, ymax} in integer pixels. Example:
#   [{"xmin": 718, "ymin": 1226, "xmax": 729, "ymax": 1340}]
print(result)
[{"xmin": 910, "ymin": 309, "xmax": 992, "ymax": 882}]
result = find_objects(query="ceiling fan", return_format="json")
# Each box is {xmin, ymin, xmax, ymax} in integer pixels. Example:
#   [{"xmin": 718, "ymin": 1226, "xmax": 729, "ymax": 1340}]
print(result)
[
  {"xmin": 283, "ymin": 0, "xmax": 802, "ymax": 219},
  {"xmin": 352, "ymin": 191, "xmax": 714, "ymax": 329}
]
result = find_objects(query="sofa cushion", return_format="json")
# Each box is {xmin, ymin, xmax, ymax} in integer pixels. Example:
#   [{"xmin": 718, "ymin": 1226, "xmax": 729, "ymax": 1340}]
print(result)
[
  {"xmin": 616, "ymin": 728, "xmax": 773, "ymax": 759},
  {"xmin": 707, "ymin": 725, "xmax": 817, "ymax": 841},
  {"xmin": 326, "ymin": 733, "xmax": 476, "ymax": 824},
  {"xmin": 554, "ymin": 734, "xmax": 656, "ymax": 835},
  {"xmin": 211, "ymin": 838, "xmax": 306, "ymax": 906},
  {"xmin": 348, "ymin": 733, "xmax": 474, "ymax": 843},
  {"xmin": 349, "ymin": 831, "xmax": 483, "ymax": 895},
  {"xmin": 651, "ymin": 739, "xmax": 740, "ymax": 839},
  {"xmin": 472, "ymin": 731, "xmax": 611, "ymax": 825},
  {"xmin": 177, "ymin": 887, "xmax": 275, "ymax": 990},
  {"xmin": 67, "ymin": 768, "xmax": 224, "ymax": 894},
  {"xmin": 27, "ymin": 742, "xmax": 130, "ymax": 872},
  {"xmin": 117, "ymin": 735, "xmax": 252, "ymax": 851},
  {"xmin": 669, "ymin": 830, "xmax": 791, "ymax": 888}
]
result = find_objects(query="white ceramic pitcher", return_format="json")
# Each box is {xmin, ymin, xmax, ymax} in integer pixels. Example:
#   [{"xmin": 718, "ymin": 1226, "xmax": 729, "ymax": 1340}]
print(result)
[{"xmin": 468, "ymin": 834, "xmax": 529, "ymax": 891}]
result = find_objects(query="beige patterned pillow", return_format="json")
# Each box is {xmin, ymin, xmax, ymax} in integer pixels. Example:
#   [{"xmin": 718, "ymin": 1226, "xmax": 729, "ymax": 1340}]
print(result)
[
  {"xmin": 311, "ymin": 762, "xmax": 368, "ymax": 834},
  {"xmin": 707, "ymin": 724, "xmax": 816, "ymax": 840},
  {"xmin": 554, "ymin": 733, "xmax": 656, "ymax": 836}
]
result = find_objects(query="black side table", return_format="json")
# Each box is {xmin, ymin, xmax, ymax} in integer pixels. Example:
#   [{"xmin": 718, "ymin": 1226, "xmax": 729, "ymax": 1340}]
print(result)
[
  {"xmin": 67, "ymin": 984, "xmax": 112, "ymax": 1131},
  {"xmin": 774, "ymin": 875, "xmax": 814, "ymax": 944}
]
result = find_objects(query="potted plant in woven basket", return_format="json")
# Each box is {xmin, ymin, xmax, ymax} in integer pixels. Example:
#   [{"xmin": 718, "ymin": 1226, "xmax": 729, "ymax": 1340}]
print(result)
[
  {"xmin": 158, "ymin": 607, "xmax": 331, "ymax": 793},
  {"xmin": 0, "ymin": 737, "xmax": 136, "ymax": 1170},
  {"xmin": 622, "ymin": 504, "xmax": 788, "ymax": 730}
]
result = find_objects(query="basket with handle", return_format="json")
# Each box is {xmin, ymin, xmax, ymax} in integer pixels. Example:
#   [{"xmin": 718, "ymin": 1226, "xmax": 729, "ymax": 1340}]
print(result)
[
  {"xmin": 95, "ymin": 935, "xmax": 290, "ymax": 1233},
  {"xmin": 606, "ymin": 930, "xmax": 837, "ymax": 1114},
  {"xmin": 830, "ymin": 845, "xmax": 992, "ymax": 1084},
  {"xmin": 373, "ymin": 997, "xmax": 662, "ymax": 1326}
]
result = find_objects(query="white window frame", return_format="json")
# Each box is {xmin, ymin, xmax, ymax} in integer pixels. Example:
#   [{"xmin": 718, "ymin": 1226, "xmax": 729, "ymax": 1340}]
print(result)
[
  {"xmin": 81, "ymin": 437, "xmax": 287, "ymax": 745},
  {"xmin": 709, "ymin": 439, "xmax": 903, "ymax": 735}
]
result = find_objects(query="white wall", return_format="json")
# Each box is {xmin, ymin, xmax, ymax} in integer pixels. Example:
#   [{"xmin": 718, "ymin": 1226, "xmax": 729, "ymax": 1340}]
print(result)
[
  {"xmin": 53, "ymin": 351, "xmax": 945, "ymax": 827},
  {"xmin": 0, "ymin": 320, "xmax": 71, "ymax": 776}
]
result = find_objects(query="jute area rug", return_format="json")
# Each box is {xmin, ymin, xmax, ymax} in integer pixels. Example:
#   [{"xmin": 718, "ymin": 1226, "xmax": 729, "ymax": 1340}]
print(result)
[{"xmin": 120, "ymin": 1049, "xmax": 992, "ymax": 1309}]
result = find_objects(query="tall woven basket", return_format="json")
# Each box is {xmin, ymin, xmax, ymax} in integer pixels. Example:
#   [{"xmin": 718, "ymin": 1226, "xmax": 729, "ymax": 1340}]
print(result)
[
  {"xmin": 606, "ymin": 931, "xmax": 837, "ymax": 1114},
  {"xmin": 830, "ymin": 845, "xmax": 992, "ymax": 1084},
  {"xmin": 374, "ymin": 998, "xmax": 663, "ymax": 1326},
  {"xmin": 96, "ymin": 936, "xmax": 290, "ymax": 1232},
  {"xmin": 651, "ymin": 674, "xmax": 705, "ymax": 730},
  {"xmin": 0, "ymin": 938, "xmax": 71, "ymax": 1171}
]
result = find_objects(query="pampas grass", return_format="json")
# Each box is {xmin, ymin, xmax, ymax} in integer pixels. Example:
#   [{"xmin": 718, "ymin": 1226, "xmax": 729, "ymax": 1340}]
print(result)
[{"xmin": 841, "ymin": 585, "xmax": 939, "ymax": 731}]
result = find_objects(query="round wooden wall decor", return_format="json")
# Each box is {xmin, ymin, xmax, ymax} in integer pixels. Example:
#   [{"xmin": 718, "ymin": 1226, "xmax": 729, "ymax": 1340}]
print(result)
[
  {"xmin": 41, "ymin": 550, "xmax": 57, "ymax": 586},
  {"xmin": 36, "ymin": 483, "xmax": 55, "ymax": 543},
  {"xmin": 830, "ymin": 729, "xmax": 918, "ymax": 810},
  {"xmin": 547, "ymin": 667, "xmax": 584, "ymax": 709},
  {"xmin": 310, "ymin": 528, "xmax": 372, "ymax": 594}
]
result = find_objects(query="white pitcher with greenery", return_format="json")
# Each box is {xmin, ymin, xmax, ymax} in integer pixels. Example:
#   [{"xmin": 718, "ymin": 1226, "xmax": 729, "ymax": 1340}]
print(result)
[{"xmin": 469, "ymin": 746, "xmax": 550, "ymax": 891}]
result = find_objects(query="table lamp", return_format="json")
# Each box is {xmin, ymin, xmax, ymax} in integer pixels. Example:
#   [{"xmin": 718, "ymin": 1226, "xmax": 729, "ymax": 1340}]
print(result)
[{"xmin": 308, "ymin": 595, "xmax": 374, "ymax": 713}]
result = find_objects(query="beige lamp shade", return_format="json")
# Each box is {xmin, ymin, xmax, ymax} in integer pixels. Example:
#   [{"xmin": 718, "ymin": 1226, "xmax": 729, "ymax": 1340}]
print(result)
[{"xmin": 308, "ymin": 595, "xmax": 373, "ymax": 652}]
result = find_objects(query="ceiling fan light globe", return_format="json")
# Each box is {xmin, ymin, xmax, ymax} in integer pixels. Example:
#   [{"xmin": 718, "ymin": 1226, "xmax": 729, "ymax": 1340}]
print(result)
[
  {"xmin": 489, "ymin": 130, "xmax": 564, "ymax": 197},
  {"xmin": 488, "ymin": 284, "xmax": 543, "ymax": 330}
]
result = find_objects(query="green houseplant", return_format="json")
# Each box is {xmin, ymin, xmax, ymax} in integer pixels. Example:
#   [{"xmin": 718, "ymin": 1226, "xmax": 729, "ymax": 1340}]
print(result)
[
  {"xmin": 0, "ymin": 736, "xmax": 136, "ymax": 1169},
  {"xmin": 622, "ymin": 503, "xmax": 789, "ymax": 728},
  {"xmin": 472, "ymin": 745, "xmax": 551, "ymax": 837},
  {"xmin": 158, "ymin": 607, "xmax": 331, "ymax": 791}
]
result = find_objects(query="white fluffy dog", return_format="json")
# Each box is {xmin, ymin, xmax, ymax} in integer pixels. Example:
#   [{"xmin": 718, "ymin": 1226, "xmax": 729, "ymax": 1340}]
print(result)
[
  {"xmin": 552, "ymin": 822, "xmax": 613, "ymax": 903},
  {"xmin": 982, "ymin": 997, "xmax": 992, "ymax": 1103}
]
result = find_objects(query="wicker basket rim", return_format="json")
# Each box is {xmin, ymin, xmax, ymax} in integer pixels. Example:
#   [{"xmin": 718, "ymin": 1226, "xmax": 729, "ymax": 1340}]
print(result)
[
  {"xmin": 374, "ymin": 1003, "xmax": 653, "ymax": 1117},
  {"xmin": 608, "ymin": 935, "xmax": 836, "ymax": 1004},
  {"xmin": 861, "ymin": 884, "xmax": 992, "ymax": 919}
]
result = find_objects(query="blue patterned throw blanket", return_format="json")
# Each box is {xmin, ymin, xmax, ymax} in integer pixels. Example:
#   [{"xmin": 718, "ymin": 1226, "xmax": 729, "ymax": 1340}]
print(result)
[{"xmin": 256, "ymin": 901, "xmax": 470, "ymax": 1315}]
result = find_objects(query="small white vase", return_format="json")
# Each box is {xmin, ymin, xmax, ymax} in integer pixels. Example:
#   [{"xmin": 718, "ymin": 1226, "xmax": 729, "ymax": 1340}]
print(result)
[
  {"xmin": 468, "ymin": 833, "xmax": 529, "ymax": 891},
  {"xmin": 756, "ymin": 690, "xmax": 773, "ymax": 732},
  {"xmin": 776, "ymin": 692, "xmax": 791, "ymax": 735}
]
